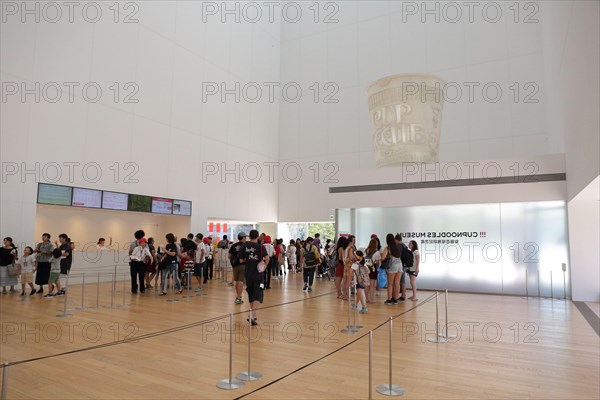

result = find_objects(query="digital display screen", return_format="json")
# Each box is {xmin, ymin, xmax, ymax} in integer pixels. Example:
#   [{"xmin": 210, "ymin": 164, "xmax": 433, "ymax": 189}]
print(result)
[
  {"xmin": 128, "ymin": 194, "xmax": 152, "ymax": 212},
  {"xmin": 72, "ymin": 188, "xmax": 102, "ymax": 208},
  {"xmin": 172, "ymin": 200, "xmax": 192, "ymax": 216},
  {"xmin": 37, "ymin": 184, "xmax": 72, "ymax": 206},
  {"xmin": 152, "ymin": 197, "xmax": 173, "ymax": 214},
  {"xmin": 102, "ymin": 191, "xmax": 128, "ymax": 211}
]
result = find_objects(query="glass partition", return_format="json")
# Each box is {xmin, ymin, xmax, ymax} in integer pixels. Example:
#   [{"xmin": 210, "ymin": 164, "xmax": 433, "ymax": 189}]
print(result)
[{"xmin": 337, "ymin": 202, "xmax": 570, "ymax": 297}]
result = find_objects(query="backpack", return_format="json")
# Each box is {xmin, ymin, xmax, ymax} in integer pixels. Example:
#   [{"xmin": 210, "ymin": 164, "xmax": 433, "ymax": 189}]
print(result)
[
  {"xmin": 304, "ymin": 245, "xmax": 319, "ymax": 267},
  {"xmin": 327, "ymin": 248, "xmax": 338, "ymax": 269},
  {"xmin": 355, "ymin": 265, "xmax": 369, "ymax": 287},
  {"xmin": 400, "ymin": 243, "xmax": 413, "ymax": 270}
]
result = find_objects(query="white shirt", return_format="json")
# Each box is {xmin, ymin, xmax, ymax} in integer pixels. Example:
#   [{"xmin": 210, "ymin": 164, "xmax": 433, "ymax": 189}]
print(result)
[
  {"xmin": 21, "ymin": 255, "xmax": 35, "ymax": 274},
  {"xmin": 263, "ymin": 243, "xmax": 275, "ymax": 257},
  {"xmin": 130, "ymin": 246, "xmax": 151, "ymax": 262},
  {"xmin": 195, "ymin": 242, "xmax": 206, "ymax": 264}
]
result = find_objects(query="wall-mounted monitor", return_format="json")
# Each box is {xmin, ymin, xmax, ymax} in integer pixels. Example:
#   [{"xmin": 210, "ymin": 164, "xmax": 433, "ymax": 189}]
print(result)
[
  {"xmin": 37, "ymin": 183, "xmax": 73, "ymax": 206},
  {"xmin": 128, "ymin": 194, "xmax": 152, "ymax": 212},
  {"xmin": 172, "ymin": 200, "xmax": 192, "ymax": 216},
  {"xmin": 152, "ymin": 197, "xmax": 173, "ymax": 214},
  {"xmin": 102, "ymin": 191, "xmax": 128, "ymax": 211},
  {"xmin": 72, "ymin": 187, "xmax": 102, "ymax": 208}
]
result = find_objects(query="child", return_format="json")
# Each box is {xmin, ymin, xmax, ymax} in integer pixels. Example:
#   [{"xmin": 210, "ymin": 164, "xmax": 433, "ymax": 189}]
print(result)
[
  {"xmin": 20, "ymin": 246, "xmax": 36, "ymax": 296},
  {"xmin": 352, "ymin": 250, "xmax": 370, "ymax": 314},
  {"xmin": 44, "ymin": 248, "xmax": 63, "ymax": 298}
]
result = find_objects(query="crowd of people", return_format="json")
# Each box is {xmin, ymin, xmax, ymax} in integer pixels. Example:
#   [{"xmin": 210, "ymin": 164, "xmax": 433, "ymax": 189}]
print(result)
[
  {"xmin": 0, "ymin": 233, "xmax": 73, "ymax": 297},
  {"xmin": 0, "ymin": 230, "xmax": 421, "ymax": 319}
]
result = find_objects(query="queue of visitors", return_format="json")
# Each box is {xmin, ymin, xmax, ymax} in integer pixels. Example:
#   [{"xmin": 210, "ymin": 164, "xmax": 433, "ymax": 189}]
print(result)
[{"xmin": 0, "ymin": 230, "xmax": 421, "ymax": 315}]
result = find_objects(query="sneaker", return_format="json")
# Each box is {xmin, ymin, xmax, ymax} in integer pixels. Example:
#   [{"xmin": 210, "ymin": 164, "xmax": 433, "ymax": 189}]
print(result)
[
  {"xmin": 36, "ymin": 288, "xmax": 43, "ymax": 294},
  {"xmin": 20, "ymin": 292, "xmax": 25, "ymax": 296},
  {"xmin": 29, "ymin": 289, "xmax": 36, "ymax": 296},
  {"xmin": 302, "ymin": 283, "xmax": 308, "ymax": 291},
  {"xmin": 251, "ymin": 318, "xmax": 258, "ymax": 326},
  {"xmin": 384, "ymin": 299, "xmax": 393, "ymax": 305},
  {"xmin": 195, "ymin": 287, "xmax": 203, "ymax": 292},
  {"xmin": 359, "ymin": 307, "xmax": 368, "ymax": 314},
  {"xmin": 391, "ymin": 299, "xmax": 398, "ymax": 305},
  {"xmin": 55, "ymin": 290, "xmax": 65, "ymax": 296},
  {"xmin": 44, "ymin": 293, "xmax": 54, "ymax": 298},
  {"xmin": 234, "ymin": 297, "xmax": 243, "ymax": 304},
  {"xmin": 398, "ymin": 296, "xmax": 405, "ymax": 301},
  {"xmin": 308, "ymin": 287, "xmax": 312, "ymax": 292}
]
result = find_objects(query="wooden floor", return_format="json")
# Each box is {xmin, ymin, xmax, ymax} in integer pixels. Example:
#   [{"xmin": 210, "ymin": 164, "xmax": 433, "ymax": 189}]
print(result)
[{"xmin": 0, "ymin": 272, "xmax": 598, "ymax": 399}]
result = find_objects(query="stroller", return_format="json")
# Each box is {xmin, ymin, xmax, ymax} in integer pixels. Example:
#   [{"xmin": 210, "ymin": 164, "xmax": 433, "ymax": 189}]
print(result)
[{"xmin": 319, "ymin": 253, "xmax": 336, "ymax": 281}]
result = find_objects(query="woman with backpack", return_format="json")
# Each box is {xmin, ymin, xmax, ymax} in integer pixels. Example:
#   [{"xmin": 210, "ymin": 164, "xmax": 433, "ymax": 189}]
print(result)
[
  {"xmin": 381, "ymin": 234, "xmax": 403, "ymax": 305},
  {"xmin": 334, "ymin": 236, "xmax": 348, "ymax": 298},
  {"xmin": 302, "ymin": 237, "xmax": 321, "ymax": 292}
]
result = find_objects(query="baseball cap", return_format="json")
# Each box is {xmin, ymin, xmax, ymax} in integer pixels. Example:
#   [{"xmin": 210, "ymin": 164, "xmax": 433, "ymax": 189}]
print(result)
[
  {"xmin": 370, "ymin": 234, "xmax": 378, "ymax": 238},
  {"xmin": 264, "ymin": 235, "xmax": 272, "ymax": 243},
  {"xmin": 138, "ymin": 237, "xmax": 147, "ymax": 244},
  {"xmin": 238, "ymin": 231, "xmax": 248, "ymax": 239}
]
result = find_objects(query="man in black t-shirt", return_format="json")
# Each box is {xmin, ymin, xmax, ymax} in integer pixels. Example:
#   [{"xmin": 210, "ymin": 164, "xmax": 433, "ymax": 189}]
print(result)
[
  {"xmin": 229, "ymin": 232, "xmax": 247, "ymax": 304},
  {"xmin": 239, "ymin": 230, "xmax": 269, "ymax": 326}
]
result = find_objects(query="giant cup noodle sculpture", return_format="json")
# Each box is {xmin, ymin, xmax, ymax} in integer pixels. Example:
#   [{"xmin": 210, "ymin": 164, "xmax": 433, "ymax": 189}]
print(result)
[{"xmin": 366, "ymin": 74, "xmax": 446, "ymax": 167}]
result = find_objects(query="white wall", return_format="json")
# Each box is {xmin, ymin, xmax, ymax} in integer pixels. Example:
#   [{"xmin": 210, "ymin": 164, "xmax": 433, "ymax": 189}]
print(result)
[
  {"xmin": 34, "ymin": 205, "xmax": 190, "ymax": 249},
  {"xmin": 539, "ymin": 1, "xmax": 600, "ymax": 301},
  {"xmin": 567, "ymin": 178, "xmax": 600, "ymax": 302},
  {"xmin": 279, "ymin": 1, "xmax": 554, "ymax": 167},
  {"xmin": 541, "ymin": 0, "xmax": 600, "ymax": 200},
  {"xmin": 1, "ymin": 1, "xmax": 281, "ymax": 245},
  {"xmin": 279, "ymin": 153, "xmax": 566, "ymax": 222}
]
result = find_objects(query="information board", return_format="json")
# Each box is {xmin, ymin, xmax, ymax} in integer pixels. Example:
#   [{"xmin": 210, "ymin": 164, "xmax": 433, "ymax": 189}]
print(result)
[
  {"xmin": 152, "ymin": 197, "xmax": 173, "ymax": 214},
  {"xmin": 172, "ymin": 200, "xmax": 192, "ymax": 216},
  {"xmin": 37, "ymin": 184, "xmax": 72, "ymax": 206},
  {"xmin": 102, "ymin": 191, "xmax": 128, "ymax": 211},
  {"xmin": 72, "ymin": 188, "xmax": 102, "ymax": 208}
]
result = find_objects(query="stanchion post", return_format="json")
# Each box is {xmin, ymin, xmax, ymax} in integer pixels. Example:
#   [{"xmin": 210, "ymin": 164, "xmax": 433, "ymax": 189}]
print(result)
[
  {"xmin": 79, "ymin": 272, "xmax": 86, "ymax": 310},
  {"xmin": 95, "ymin": 272, "xmax": 100, "ymax": 308},
  {"xmin": 369, "ymin": 331, "xmax": 373, "ymax": 400},
  {"xmin": 341, "ymin": 287, "xmax": 358, "ymax": 334},
  {"xmin": 549, "ymin": 270, "xmax": 553, "ymax": 299},
  {"xmin": 376, "ymin": 317, "xmax": 405, "ymax": 396},
  {"xmin": 217, "ymin": 314, "xmax": 245, "ymax": 390},
  {"xmin": 167, "ymin": 268, "xmax": 179, "ymax": 302},
  {"xmin": 183, "ymin": 269, "xmax": 194, "ymax": 299},
  {"xmin": 56, "ymin": 273, "xmax": 72, "ymax": 318},
  {"xmin": 428, "ymin": 292, "xmax": 447, "ymax": 343},
  {"xmin": 353, "ymin": 283, "xmax": 363, "ymax": 330},
  {"xmin": 110, "ymin": 268, "xmax": 116, "ymax": 308},
  {"xmin": 562, "ymin": 263, "xmax": 567, "ymax": 300},
  {"xmin": 237, "ymin": 309, "xmax": 262, "ymax": 381},
  {"xmin": 438, "ymin": 289, "xmax": 456, "ymax": 339},
  {"xmin": 536, "ymin": 270, "xmax": 541, "ymax": 298},
  {"xmin": 121, "ymin": 271, "xmax": 127, "ymax": 306},
  {"xmin": 1, "ymin": 363, "xmax": 8, "ymax": 400}
]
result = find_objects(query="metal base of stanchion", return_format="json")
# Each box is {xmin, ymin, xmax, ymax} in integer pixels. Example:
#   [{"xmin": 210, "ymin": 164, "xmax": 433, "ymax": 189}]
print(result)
[
  {"xmin": 438, "ymin": 333, "xmax": 456, "ymax": 339},
  {"xmin": 56, "ymin": 313, "xmax": 73, "ymax": 318},
  {"xmin": 352, "ymin": 324, "xmax": 364, "ymax": 329},
  {"xmin": 166, "ymin": 298, "xmax": 180, "ymax": 302},
  {"xmin": 236, "ymin": 371, "xmax": 262, "ymax": 381},
  {"xmin": 376, "ymin": 384, "xmax": 405, "ymax": 396},
  {"xmin": 428, "ymin": 336, "xmax": 448, "ymax": 343},
  {"xmin": 341, "ymin": 326, "xmax": 358, "ymax": 334},
  {"xmin": 216, "ymin": 378, "xmax": 245, "ymax": 390}
]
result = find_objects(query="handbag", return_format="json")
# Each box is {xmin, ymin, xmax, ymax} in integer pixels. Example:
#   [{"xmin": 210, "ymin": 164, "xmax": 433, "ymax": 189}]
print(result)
[
  {"xmin": 257, "ymin": 245, "xmax": 267, "ymax": 273},
  {"xmin": 7, "ymin": 260, "xmax": 18, "ymax": 277},
  {"xmin": 379, "ymin": 256, "xmax": 391, "ymax": 270}
]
